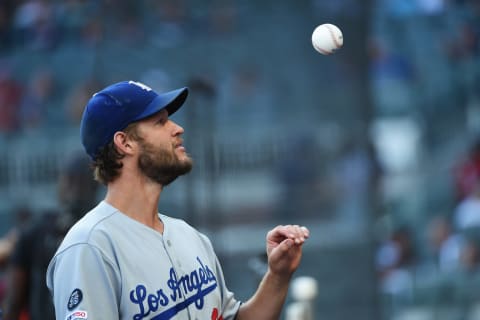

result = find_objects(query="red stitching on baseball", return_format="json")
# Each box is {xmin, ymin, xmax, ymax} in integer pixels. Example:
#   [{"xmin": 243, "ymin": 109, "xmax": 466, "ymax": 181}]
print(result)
[
  {"xmin": 325, "ymin": 24, "xmax": 341, "ymax": 49},
  {"xmin": 313, "ymin": 42, "xmax": 331, "ymax": 55}
]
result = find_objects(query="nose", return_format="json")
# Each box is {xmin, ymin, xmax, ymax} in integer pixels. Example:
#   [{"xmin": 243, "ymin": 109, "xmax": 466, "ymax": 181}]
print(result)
[{"xmin": 170, "ymin": 120, "xmax": 184, "ymax": 135}]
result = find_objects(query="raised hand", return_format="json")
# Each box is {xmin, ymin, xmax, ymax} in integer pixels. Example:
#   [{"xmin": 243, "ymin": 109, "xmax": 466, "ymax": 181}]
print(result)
[{"xmin": 266, "ymin": 225, "xmax": 310, "ymax": 277}]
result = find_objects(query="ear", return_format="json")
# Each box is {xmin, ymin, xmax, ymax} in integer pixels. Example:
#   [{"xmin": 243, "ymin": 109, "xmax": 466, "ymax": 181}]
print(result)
[{"xmin": 113, "ymin": 131, "xmax": 136, "ymax": 156}]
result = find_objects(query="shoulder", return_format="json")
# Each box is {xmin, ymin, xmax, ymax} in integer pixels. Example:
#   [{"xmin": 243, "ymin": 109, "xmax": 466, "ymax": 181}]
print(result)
[{"xmin": 56, "ymin": 202, "xmax": 118, "ymax": 254}]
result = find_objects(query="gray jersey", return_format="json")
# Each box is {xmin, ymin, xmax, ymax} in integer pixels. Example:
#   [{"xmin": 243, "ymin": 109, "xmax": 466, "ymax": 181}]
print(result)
[{"xmin": 46, "ymin": 201, "xmax": 240, "ymax": 320}]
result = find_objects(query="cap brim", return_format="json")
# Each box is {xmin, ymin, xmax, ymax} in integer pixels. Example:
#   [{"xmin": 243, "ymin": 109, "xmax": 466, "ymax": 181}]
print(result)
[{"xmin": 133, "ymin": 87, "xmax": 188, "ymax": 122}]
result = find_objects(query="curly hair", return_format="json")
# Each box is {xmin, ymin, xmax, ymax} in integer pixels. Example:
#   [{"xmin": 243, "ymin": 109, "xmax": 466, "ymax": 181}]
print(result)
[{"xmin": 92, "ymin": 122, "xmax": 142, "ymax": 185}]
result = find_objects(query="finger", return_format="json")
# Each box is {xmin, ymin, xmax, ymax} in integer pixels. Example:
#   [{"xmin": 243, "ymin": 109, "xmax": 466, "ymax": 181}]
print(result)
[
  {"xmin": 279, "ymin": 238, "xmax": 294, "ymax": 252},
  {"xmin": 277, "ymin": 225, "xmax": 302, "ymax": 245},
  {"xmin": 290, "ymin": 225, "xmax": 303, "ymax": 244},
  {"xmin": 268, "ymin": 238, "xmax": 294, "ymax": 262},
  {"xmin": 301, "ymin": 226, "xmax": 310, "ymax": 238},
  {"xmin": 268, "ymin": 225, "xmax": 309, "ymax": 245},
  {"xmin": 290, "ymin": 225, "xmax": 310, "ymax": 245},
  {"xmin": 268, "ymin": 225, "xmax": 294, "ymax": 241}
]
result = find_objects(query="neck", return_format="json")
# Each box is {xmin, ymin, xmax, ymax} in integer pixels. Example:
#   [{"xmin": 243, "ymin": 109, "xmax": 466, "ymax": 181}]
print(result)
[{"xmin": 105, "ymin": 174, "xmax": 164, "ymax": 233}]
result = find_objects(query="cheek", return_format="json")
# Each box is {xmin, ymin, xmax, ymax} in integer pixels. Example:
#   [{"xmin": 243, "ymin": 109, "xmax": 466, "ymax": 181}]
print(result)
[
  {"xmin": 156, "ymin": 133, "xmax": 174, "ymax": 148},
  {"xmin": 145, "ymin": 135, "xmax": 171, "ymax": 150}
]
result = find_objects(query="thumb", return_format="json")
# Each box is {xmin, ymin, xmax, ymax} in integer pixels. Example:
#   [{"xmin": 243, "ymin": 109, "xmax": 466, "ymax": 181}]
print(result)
[
  {"xmin": 279, "ymin": 238, "xmax": 294, "ymax": 252},
  {"xmin": 268, "ymin": 239, "xmax": 295, "ymax": 268},
  {"xmin": 268, "ymin": 238, "xmax": 294, "ymax": 257}
]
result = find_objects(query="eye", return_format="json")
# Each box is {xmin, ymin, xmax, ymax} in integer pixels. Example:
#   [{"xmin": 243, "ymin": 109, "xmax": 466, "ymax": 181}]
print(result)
[
  {"xmin": 156, "ymin": 115, "xmax": 167, "ymax": 125},
  {"xmin": 153, "ymin": 109, "xmax": 169, "ymax": 125}
]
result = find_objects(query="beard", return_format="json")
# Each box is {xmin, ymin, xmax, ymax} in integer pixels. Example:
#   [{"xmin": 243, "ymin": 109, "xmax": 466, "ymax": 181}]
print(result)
[{"xmin": 137, "ymin": 140, "xmax": 193, "ymax": 186}]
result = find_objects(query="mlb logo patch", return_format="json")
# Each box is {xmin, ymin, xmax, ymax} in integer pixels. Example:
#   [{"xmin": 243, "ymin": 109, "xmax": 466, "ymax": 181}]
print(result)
[
  {"xmin": 67, "ymin": 289, "xmax": 83, "ymax": 310},
  {"xmin": 66, "ymin": 310, "xmax": 87, "ymax": 320}
]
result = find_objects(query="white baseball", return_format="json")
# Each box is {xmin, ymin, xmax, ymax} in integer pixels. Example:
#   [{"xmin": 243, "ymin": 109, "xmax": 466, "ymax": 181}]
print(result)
[{"xmin": 311, "ymin": 23, "xmax": 343, "ymax": 55}]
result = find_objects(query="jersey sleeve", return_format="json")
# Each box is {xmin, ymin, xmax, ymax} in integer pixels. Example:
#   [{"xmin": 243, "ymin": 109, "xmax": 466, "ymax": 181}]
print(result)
[{"xmin": 46, "ymin": 243, "xmax": 121, "ymax": 320}]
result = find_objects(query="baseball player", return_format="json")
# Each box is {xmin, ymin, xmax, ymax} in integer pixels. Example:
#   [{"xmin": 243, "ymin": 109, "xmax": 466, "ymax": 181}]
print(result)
[{"xmin": 46, "ymin": 80, "xmax": 310, "ymax": 320}]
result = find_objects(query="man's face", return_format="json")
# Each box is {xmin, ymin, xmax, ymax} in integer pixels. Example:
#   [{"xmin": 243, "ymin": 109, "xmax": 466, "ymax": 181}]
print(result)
[{"xmin": 135, "ymin": 110, "xmax": 193, "ymax": 186}]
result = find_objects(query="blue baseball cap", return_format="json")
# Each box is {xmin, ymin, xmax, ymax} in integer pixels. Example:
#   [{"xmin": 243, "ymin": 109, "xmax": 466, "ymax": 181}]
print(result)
[{"xmin": 80, "ymin": 80, "xmax": 188, "ymax": 159}]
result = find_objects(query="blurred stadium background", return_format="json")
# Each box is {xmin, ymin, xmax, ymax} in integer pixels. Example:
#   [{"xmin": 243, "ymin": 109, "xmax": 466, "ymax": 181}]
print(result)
[{"xmin": 1, "ymin": 0, "xmax": 480, "ymax": 319}]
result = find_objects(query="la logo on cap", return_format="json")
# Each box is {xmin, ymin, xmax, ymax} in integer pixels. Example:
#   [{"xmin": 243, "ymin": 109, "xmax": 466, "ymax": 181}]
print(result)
[{"xmin": 129, "ymin": 81, "xmax": 152, "ymax": 91}]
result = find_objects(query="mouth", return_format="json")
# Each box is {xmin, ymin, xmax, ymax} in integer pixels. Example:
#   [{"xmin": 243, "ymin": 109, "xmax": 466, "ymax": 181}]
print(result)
[{"xmin": 174, "ymin": 141, "xmax": 186, "ymax": 152}]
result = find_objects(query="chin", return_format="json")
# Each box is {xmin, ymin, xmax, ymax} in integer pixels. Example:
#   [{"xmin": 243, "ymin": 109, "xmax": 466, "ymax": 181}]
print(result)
[
  {"xmin": 182, "ymin": 156, "xmax": 194, "ymax": 169},
  {"xmin": 178, "ymin": 152, "xmax": 192, "ymax": 162}
]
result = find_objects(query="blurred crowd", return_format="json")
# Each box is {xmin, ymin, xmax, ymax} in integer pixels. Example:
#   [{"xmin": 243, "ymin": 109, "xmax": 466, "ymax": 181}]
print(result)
[
  {"xmin": 0, "ymin": 0, "xmax": 478, "ymax": 136},
  {"xmin": 0, "ymin": 63, "xmax": 105, "ymax": 135},
  {"xmin": 367, "ymin": 0, "xmax": 480, "ymax": 316},
  {"xmin": 0, "ymin": 0, "xmax": 243, "ymax": 136},
  {"xmin": 0, "ymin": 0, "xmax": 185, "ymax": 51},
  {"xmin": 375, "ymin": 138, "xmax": 480, "ymax": 312}
]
